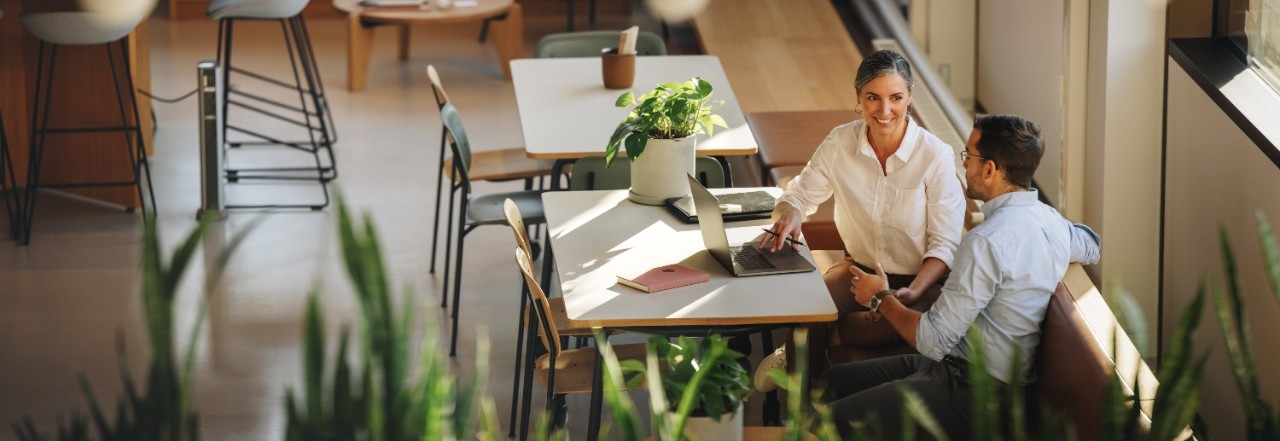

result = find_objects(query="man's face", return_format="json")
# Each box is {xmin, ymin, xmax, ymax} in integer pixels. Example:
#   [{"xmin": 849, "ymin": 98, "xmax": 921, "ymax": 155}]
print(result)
[{"xmin": 963, "ymin": 129, "xmax": 987, "ymax": 201}]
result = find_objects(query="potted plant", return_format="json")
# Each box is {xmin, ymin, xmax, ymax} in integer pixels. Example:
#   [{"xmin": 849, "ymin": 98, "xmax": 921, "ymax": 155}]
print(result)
[
  {"xmin": 626, "ymin": 334, "xmax": 751, "ymax": 441},
  {"xmin": 605, "ymin": 77, "xmax": 727, "ymax": 205}
]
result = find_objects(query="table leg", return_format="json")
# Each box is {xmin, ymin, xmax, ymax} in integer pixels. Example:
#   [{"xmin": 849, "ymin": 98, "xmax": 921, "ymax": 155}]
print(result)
[
  {"xmin": 586, "ymin": 329, "xmax": 605, "ymax": 441},
  {"xmin": 397, "ymin": 25, "xmax": 411, "ymax": 61},
  {"xmin": 347, "ymin": 14, "xmax": 375, "ymax": 92},
  {"xmin": 490, "ymin": 3, "xmax": 522, "ymax": 81}
]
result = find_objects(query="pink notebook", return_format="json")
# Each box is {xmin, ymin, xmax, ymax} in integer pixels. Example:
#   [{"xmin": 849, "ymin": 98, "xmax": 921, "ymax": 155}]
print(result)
[{"xmin": 617, "ymin": 264, "xmax": 709, "ymax": 293}]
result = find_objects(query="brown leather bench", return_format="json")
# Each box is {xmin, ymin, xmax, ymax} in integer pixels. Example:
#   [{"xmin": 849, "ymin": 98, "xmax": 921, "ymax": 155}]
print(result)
[
  {"xmin": 748, "ymin": 111, "xmax": 858, "ymax": 185},
  {"xmin": 823, "ymin": 264, "xmax": 1144, "ymax": 439}
]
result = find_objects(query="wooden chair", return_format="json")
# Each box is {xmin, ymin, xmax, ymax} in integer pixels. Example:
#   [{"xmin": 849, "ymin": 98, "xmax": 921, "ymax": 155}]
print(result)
[
  {"xmin": 437, "ymin": 98, "xmax": 546, "ymax": 357},
  {"xmin": 503, "ymin": 198, "xmax": 596, "ymax": 438},
  {"xmin": 513, "ymin": 246, "xmax": 648, "ymax": 440},
  {"xmin": 535, "ymin": 30, "xmax": 667, "ymax": 58},
  {"xmin": 427, "ymin": 64, "xmax": 555, "ymax": 282}
]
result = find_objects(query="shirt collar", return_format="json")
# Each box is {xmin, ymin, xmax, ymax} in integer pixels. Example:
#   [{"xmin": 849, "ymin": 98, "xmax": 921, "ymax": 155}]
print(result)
[
  {"xmin": 857, "ymin": 117, "xmax": 920, "ymax": 164},
  {"xmin": 980, "ymin": 189, "xmax": 1040, "ymax": 218}
]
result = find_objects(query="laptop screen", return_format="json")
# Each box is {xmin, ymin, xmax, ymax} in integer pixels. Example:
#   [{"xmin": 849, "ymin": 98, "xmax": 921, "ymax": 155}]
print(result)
[{"xmin": 686, "ymin": 174, "xmax": 734, "ymax": 269}]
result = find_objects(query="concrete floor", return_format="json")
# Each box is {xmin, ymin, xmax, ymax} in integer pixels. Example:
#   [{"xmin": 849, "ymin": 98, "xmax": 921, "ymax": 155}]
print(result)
[{"xmin": 0, "ymin": 4, "xmax": 788, "ymax": 440}]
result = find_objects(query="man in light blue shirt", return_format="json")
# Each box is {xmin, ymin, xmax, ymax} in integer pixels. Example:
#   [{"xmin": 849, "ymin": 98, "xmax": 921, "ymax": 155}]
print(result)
[{"xmin": 822, "ymin": 114, "xmax": 1101, "ymax": 439}]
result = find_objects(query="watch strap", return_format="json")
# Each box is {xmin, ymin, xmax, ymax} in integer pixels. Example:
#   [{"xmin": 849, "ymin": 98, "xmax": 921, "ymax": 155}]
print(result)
[{"xmin": 870, "ymin": 289, "xmax": 894, "ymax": 313}]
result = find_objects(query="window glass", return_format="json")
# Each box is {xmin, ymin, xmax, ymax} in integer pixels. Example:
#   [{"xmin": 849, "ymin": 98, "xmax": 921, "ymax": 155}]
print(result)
[{"xmin": 1242, "ymin": 0, "xmax": 1280, "ymax": 92}]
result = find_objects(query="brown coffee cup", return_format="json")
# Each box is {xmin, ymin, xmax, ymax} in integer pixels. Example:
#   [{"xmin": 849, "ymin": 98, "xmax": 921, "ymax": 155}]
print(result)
[{"xmin": 601, "ymin": 47, "xmax": 636, "ymax": 90}]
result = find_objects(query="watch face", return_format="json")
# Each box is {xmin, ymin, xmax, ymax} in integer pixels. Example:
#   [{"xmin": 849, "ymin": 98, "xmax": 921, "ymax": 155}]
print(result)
[{"xmin": 869, "ymin": 296, "xmax": 881, "ymax": 312}]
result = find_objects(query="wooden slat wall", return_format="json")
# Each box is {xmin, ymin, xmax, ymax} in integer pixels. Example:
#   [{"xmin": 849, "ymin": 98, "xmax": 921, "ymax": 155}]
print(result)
[{"xmin": 691, "ymin": 0, "xmax": 862, "ymax": 113}]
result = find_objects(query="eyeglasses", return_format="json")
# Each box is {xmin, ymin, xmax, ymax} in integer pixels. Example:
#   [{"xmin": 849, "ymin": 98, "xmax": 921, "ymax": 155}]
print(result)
[{"xmin": 961, "ymin": 151, "xmax": 987, "ymax": 162}]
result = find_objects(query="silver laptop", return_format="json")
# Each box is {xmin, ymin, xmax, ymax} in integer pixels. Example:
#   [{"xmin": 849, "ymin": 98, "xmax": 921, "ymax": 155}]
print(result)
[{"xmin": 687, "ymin": 174, "xmax": 816, "ymax": 276}]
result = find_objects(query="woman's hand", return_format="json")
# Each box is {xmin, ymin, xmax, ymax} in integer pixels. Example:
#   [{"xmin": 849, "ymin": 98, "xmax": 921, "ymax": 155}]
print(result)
[
  {"xmin": 759, "ymin": 203, "xmax": 804, "ymax": 252},
  {"xmin": 895, "ymin": 287, "xmax": 922, "ymax": 305}
]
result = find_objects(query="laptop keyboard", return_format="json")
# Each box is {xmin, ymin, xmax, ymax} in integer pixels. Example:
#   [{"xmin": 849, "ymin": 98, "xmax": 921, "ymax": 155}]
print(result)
[{"xmin": 732, "ymin": 246, "xmax": 775, "ymax": 271}]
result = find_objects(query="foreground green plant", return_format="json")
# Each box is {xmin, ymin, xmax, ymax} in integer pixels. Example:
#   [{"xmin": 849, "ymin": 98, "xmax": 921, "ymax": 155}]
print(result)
[
  {"xmin": 12, "ymin": 214, "xmax": 253, "ymax": 441},
  {"xmin": 1209, "ymin": 210, "xmax": 1280, "ymax": 440},
  {"xmin": 282, "ymin": 197, "xmax": 501, "ymax": 440}
]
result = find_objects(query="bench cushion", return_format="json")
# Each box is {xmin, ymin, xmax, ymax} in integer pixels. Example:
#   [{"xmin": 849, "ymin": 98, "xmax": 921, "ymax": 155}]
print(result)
[{"xmin": 748, "ymin": 111, "xmax": 858, "ymax": 184}]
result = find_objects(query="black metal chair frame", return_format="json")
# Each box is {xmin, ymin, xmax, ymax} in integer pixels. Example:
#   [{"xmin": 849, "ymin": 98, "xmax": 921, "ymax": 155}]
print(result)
[
  {"xmin": 439, "ymin": 102, "xmax": 546, "ymax": 357},
  {"xmin": 0, "ymin": 108, "xmax": 20, "ymax": 241},
  {"xmin": 21, "ymin": 39, "xmax": 156, "ymax": 245},
  {"xmin": 215, "ymin": 15, "xmax": 337, "ymax": 210}
]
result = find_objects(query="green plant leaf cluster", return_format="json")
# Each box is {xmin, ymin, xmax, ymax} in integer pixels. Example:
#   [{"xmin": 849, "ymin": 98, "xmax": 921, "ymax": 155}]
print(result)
[
  {"xmin": 13, "ymin": 213, "xmax": 253, "ymax": 441},
  {"xmin": 604, "ymin": 77, "xmax": 728, "ymax": 167},
  {"xmin": 282, "ymin": 196, "xmax": 502, "ymax": 441},
  {"xmin": 1206, "ymin": 211, "xmax": 1280, "ymax": 440}
]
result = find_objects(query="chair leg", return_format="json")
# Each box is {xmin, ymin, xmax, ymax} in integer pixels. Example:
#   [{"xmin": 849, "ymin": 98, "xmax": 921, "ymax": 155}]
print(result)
[
  {"xmin": 442, "ymin": 180, "xmax": 458, "ymax": 308},
  {"xmin": 508, "ymin": 284, "xmax": 530, "ymax": 437},
  {"xmin": 22, "ymin": 42, "xmax": 57, "ymax": 245},
  {"xmin": 107, "ymin": 40, "xmax": 155, "ymax": 219},
  {"xmin": 447, "ymin": 216, "xmax": 471, "ymax": 357},
  {"xmin": 518, "ymin": 321, "xmax": 540, "ymax": 441},
  {"xmin": 429, "ymin": 130, "xmax": 448, "ymax": 274},
  {"xmin": 0, "ymin": 110, "xmax": 19, "ymax": 241},
  {"xmin": 565, "ymin": 0, "xmax": 574, "ymax": 31}
]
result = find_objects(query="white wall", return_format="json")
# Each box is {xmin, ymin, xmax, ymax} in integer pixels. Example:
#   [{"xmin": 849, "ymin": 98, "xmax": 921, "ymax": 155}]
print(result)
[
  {"xmin": 1082, "ymin": 0, "xmax": 1165, "ymax": 344},
  {"xmin": 1164, "ymin": 62, "xmax": 1280, "ymax": 441},
  {"xmin": 910, "ymin": 0, "xmax": 977, "ymax": 109},
  {"xmin": 976, "ymin": 0, "xmax": 1065, "ymax": 208}
]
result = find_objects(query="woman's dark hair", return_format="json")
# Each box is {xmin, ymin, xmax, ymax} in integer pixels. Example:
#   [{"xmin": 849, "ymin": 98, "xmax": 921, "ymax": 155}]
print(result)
[
  {"xmin": 854, "ymin": 50, "xmax": 914, "ymax": 94},
  {"xmin": 972, "ymin": 114, "xmax": 1044, "ymax": 189}
]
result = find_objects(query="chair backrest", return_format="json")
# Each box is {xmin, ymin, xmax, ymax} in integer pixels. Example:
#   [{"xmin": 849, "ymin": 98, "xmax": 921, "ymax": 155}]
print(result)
[
  {"xmin": 515, "ymin": 247, "xmax": 561, "ymax": 355},
  {"xmin": 534, "ymin": 30, "xmax": 667, "ymax": 58},
  {"xmin": 569, "ymin": 156, "xmax": 726, "ymax": 190},
  {"xmin": 503, "ymin": 199, "xmax": 532, "ymax": 256},
  {"xmin": 426, "ymin": 65, "xmax": 450, "ymax": 109},
  {"xmin": 439, "ymin": 103, "xmax": 472, "ymax": 189}
]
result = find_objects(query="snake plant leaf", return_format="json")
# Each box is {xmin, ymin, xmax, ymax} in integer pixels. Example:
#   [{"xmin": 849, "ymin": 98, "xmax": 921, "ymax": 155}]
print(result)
[{"xmin": 1256, "ymin": 209, "xmax": 1280, "ymax": 307}]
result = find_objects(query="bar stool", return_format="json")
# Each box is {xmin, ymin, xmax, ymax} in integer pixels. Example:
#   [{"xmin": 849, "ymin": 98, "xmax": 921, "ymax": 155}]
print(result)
[
  {"xmin": 208, "ymin": 0, "xmax": 337, "ymax": 210},
  {"xmin": 1, "ymin": 8, "xmax": 20, "ymax": 242},
  {"xmin": 19, "ymin": 0, "xmax": 158, "ymax": 245}
]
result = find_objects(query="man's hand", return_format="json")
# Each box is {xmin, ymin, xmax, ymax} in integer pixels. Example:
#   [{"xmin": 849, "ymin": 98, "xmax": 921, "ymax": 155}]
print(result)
[
  {"xmin": 759, "ymin": 203, "xmax": 804, "ymax": 252},
  {"xmin": 849, "ymin": 263, "xmax": 891, "ymax": 308}
]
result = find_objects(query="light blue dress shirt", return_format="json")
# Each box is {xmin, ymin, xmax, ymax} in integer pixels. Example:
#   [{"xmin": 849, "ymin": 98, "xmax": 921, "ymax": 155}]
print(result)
[{"xmin": 915, "ymin": 189, "xmax": 1101, "ymax": 385}]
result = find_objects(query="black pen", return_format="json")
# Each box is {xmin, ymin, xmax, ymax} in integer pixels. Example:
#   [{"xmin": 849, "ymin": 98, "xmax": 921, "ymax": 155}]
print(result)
[{"xmin": 761, "ymin": 228, "xmax": 805, "ymax": 247}]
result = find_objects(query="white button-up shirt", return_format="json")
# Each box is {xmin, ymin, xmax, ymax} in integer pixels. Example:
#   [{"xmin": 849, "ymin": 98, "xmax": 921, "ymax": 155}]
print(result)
[{"xmin": 776, "ymin": 118, "xmax": 965, "ymax": 275}]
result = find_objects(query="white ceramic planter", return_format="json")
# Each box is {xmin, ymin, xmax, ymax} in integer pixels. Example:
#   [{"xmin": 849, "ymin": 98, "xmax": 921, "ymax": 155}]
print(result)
[
  {"xmin": 628, "ymin": 136, "xmax": 697, "ymax": 205},
  {"xmin": 663, "ymin": 405, "xmax": 743, "ymax": 441}
]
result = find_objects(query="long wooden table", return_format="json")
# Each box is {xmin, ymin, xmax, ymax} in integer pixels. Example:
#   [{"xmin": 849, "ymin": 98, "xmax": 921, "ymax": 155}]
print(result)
[{"xmin": 691, "ymin": 0, "xmax": 862, "ymax": 113}]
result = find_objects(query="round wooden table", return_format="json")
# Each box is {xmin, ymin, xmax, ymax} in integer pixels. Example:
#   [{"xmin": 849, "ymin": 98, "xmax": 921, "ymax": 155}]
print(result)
[{"xmin": 332, "ymin": 0, "xmax": 523, "ymax": 91}]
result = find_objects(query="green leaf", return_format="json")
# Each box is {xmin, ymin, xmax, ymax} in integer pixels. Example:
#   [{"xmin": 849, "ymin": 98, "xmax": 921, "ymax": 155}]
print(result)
[
  {"xmin": 615, "ymin": 91, "xmax": 635, "ymax": 107},
  {"xmin": 695, "ymin": 78, "xmax": 713, "ymax": 98},
  {"xmin": 1256, "ymin": 209, "xmax": 1280, "ymax": 307}
]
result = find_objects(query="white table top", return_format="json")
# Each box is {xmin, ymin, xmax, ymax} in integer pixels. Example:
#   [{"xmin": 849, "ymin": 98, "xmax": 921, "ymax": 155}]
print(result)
[
  {"xmin": 543, "ymin": 189, "xmax": 837, "ymax": 329},
  {"xmin": 511, "ymin": 55, "xmax": 758, "ymax": 160}
]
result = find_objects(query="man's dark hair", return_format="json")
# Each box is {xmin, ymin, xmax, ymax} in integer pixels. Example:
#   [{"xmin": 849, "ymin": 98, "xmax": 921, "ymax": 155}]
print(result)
[{"xmin": 972, "ymin": 114, "xmax": 1043, "ymax": 188}]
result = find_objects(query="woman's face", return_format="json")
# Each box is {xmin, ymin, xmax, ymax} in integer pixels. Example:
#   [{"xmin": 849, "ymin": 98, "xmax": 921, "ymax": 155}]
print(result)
[{"xmin": 857, "ymin": 73, "xmax": 912, "ymax": 139}]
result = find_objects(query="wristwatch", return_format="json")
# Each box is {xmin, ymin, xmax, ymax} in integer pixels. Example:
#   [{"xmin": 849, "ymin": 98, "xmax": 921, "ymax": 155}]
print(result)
[{"xmin": 868, "ymin": 290, "xmax": 894, "ymax": 313}]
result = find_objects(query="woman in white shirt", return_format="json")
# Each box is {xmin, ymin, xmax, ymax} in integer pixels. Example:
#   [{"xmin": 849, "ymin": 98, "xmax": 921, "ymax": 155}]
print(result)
[{"xmin": 755, "ymin": 50, "xmax": 966, "ymax": 391}]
